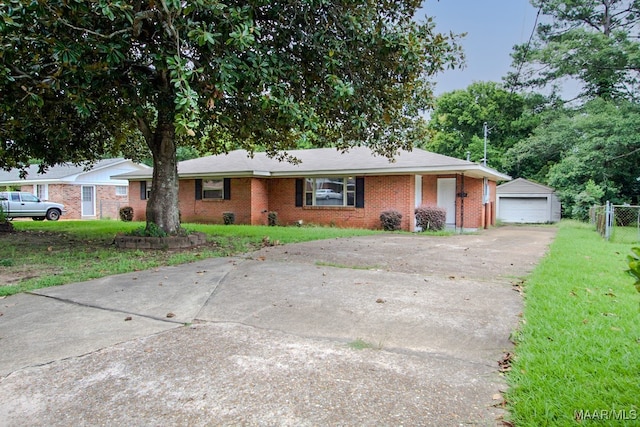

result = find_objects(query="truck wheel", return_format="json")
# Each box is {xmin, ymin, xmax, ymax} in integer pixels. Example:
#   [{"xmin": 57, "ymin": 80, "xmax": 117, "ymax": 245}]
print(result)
[
  {"xmin": 32, "ymin": 217, "xmax": 45, "ymax": 221},
  {"xmin": 46, "ymin": 209, "xmax": 61, "ymax": 221}
]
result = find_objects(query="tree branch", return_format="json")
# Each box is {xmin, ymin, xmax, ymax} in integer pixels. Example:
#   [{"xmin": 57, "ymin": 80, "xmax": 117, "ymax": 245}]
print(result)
[{"xmin": 42, "ymin": 3, "xmax": 131, "ymax": 39}]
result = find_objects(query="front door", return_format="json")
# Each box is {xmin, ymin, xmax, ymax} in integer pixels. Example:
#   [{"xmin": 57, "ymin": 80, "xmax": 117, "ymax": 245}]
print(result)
[
  {"xmin": 437, "ymin": 178, "xmax": 456, "ymax": 226},
  {"xmin": 81, "ymin": 186, "xmax": 95, "ymax": 217}
]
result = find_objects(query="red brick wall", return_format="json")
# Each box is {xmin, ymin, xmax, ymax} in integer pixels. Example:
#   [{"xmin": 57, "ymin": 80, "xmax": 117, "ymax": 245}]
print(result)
[
  {"xmin": 264, "ymin": 176, "xmax": 414, "ymax": 230},
  {"xmin": 129, "ymin": 175, "xmax": 495, "ymax": 231},
  {"xmin": 128, "ymin": 181, "xmax": 148, "ymax": 222},
  {"xmin": 420, "ymin": 174, "xmax": 496, "ymax": 230},
  {"xmin": 251, "ymin": 179, "xmax": 270, "ymax": 225}
]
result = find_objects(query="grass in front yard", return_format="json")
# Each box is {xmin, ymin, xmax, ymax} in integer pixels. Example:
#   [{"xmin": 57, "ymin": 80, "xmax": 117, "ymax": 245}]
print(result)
[
  {"xmin": 0, "ymin": 220, "xmax": 380, "ymax": 296},
  {"xmin": 506, "ymin": 220, "xmax": 639, "ymax": 425}
]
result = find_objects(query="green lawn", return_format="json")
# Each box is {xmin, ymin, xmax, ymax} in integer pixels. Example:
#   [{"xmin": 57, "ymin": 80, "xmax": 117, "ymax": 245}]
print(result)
[
  {"xmin": 0, "ymin": 220, "xmax": 380, "ymax": 296},
  {"xmin": 506, "ymin": 220, "xmax": 639, "ymax": 426}
]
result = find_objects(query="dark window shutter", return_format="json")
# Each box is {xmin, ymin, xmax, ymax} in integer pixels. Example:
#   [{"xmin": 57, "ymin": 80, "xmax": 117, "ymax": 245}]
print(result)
[
  {"xmin": 140, "ymin": 181, "xmax": 147, "ymax": 200},
  {"xmin": 295, "ymin": 179, "xmax": 303, "ymax": 207},
  {"xmin": 224, "ymin": 178, "xmax": 231, "ymax": 200},
  {"xmin": 195, "ymin": 179, "xmax": 202, "ymax": 200},
  {"xmin": 355, "ymin": 177, "xmax": 365, "ymax": 208}
]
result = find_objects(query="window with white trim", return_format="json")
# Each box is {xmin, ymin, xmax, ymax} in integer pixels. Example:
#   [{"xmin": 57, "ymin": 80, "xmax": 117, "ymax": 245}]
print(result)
[
  {"xmin": 202, "ymin": 179, "xmax": 224, "ymax": 199},
  {"xmin": 305, "ymin": 177, "xmax": 355, "ymax": 206},
  {"xmin": 35, "ymin": 184, "xmax": 48, "ymax": 200},
  {"xmin": 115, "ymin": 186, "xmax": 128, "ymax": 196}
]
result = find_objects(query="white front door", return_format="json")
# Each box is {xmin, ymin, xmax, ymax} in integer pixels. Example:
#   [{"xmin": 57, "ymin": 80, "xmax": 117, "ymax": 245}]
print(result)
[
  {"xmin": 437, "ymin": 178, "xmax": 456, "ymax": 225},
  {"xmin": 82, "ymin": 186, "xmax": 95, "ymax": 217}
]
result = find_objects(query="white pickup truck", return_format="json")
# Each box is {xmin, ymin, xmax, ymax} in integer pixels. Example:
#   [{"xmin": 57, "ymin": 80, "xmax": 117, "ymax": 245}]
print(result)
[{"xmin": 0, "ymin": 191, "xmax": 65, "ymax": 221}]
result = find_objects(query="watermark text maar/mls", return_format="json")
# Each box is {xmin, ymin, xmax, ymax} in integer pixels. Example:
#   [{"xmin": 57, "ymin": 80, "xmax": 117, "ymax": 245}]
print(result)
[{"xmin": 575, "ymin": 409, "xmax": 637, "ymax": 421}]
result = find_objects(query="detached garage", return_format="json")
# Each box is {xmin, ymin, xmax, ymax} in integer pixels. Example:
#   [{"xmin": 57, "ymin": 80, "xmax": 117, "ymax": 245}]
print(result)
[{"xmin": 496, "ymin": 178, "xmax": 561, "ymax": 224}]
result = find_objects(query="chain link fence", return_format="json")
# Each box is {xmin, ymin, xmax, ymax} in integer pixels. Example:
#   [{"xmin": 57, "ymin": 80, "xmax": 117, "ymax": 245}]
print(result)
[{"xmin": 590, "ymin": 202, "xmax": 640, "ymax": 243}]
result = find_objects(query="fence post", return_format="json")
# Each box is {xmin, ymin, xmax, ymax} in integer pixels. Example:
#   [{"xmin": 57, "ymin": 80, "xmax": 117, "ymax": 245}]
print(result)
[{"xmin": 604, "ymin": 201, "xmax": 613, "ymax": 240}]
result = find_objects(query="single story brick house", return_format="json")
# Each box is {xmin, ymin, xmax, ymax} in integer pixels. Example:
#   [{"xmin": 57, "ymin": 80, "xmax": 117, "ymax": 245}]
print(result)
[
  {"xmin": 115, "ymin": 147, "xmax": 511, "ymax": 232},
  {"xmin": 0, "ymin": 159, "xmax": 150, "ymax": 220}
]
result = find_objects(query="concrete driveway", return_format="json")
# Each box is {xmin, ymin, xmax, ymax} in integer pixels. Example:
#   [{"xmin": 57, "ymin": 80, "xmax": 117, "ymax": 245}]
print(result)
[{"xmin": 0, "ymin": 226, "xmax": 556, "ymax": 426}]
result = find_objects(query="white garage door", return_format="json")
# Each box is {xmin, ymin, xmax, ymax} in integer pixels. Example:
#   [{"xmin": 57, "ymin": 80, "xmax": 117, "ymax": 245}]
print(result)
[{"xmin": 498, "ymin": 197, "xmax": 549, "ymax": 223}]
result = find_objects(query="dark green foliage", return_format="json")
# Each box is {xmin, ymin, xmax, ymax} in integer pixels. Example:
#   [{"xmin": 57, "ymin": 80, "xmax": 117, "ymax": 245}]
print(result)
[
  {"xmin": 119, "ymin": 206, "xmax": 134, "ymax": 222},
  {"xmin": 505, "ymin": 99, "xmax": 640, "ymax": 217},
  {"xmin": 380, "ymin": 210, "xmax": 403, "ymax": 231},
  {"xmin": 267, "ymin": 211, "xmax": 278, "ymax": 227},
  {"xmin": 0, "ymin": 0, "xmax": 463, "ymax": 235},
  {"xmin": 223, "ymin": 212, "xmax": 235, "ymax": 225},
  {"xmin": 130, "ymin": 222, "xmax": 167, "ymax": 237},
  {"xmin": 415, "ymin": 205, "xmax": 446, "ymax": 231},
  {"xmin": 425, "ymin": 82, "xmax": 548, "ymax": 168}
]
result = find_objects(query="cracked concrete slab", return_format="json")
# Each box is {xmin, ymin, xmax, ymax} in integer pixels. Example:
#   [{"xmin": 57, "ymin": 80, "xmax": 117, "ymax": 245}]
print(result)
[{"xmin": 0, "ymin": 226, "xmax": 556, "ymax": 426}]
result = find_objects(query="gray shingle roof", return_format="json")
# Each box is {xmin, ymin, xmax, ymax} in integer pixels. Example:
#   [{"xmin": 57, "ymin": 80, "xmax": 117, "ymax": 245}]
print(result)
[
  {"xmin": 115, "ymin": 147, "xmax": 511, "ymax": 181},
  {"xmin": 0, "ymin": 159, "xmax": 131, "ymax": 183}
]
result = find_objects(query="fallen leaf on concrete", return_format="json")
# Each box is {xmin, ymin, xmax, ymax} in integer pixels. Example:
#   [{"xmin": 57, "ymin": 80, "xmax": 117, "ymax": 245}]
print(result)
[
  {"xmin": 166, "ymin": 312, "xmax": 176, "ymax": 318},
  {"xmin": 498, "ymin": 352, "xmax": 513, "ymax": 372},
  {"xmin": 376, "ymin": 298, "xmax": 385, "ymax": 304},
  {"xmin": 124, "ymin": 316, "xmax": 132, "ymax": 321}
]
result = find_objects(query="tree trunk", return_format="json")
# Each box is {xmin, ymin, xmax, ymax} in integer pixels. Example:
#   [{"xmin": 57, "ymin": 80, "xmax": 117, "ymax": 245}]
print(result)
[{"xmin": 146, "ymin": 122, "xmax": 180, "ymax": 234}]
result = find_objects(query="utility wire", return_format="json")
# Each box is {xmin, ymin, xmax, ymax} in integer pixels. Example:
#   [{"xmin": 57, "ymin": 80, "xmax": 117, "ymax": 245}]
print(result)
[{"xmin": 510, "ymin": 5, "xmax": 543, "ymax": 93}]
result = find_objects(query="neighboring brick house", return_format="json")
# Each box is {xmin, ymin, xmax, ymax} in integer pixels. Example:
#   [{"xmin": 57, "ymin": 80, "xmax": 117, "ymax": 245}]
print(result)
[
  {"xmin": 0, "ymin": 159, "xmax": 150, "ymax": 220},
  {"xmin": 116, "ymin": 147, "xmax": 510, "ymax": 232}
]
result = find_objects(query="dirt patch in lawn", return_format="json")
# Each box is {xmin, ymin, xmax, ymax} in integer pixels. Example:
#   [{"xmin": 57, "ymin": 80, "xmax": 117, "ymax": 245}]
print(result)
[{"xmin": 0, "ymin": 229, "xmax": 222, "ymax": 288}]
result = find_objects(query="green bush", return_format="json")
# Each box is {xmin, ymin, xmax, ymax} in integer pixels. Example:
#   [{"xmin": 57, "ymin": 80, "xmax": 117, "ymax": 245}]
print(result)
[
  {"xmin": 415, "ymin": 205, "xmax": 446, "ymax": 231},
  {"xmin": 627, "ymin": 247, "xmax": 640, "ymax": 293},
  {"xmin": 379, "ymin": 210, "xmax": 402, "ymax": 231},
  {"xmin": 119, "ymin": 206, "xmax": 134, "ymax": 222},
  {"xmin": 267, "ymin": 211, "xmax": 278, "ymax": 226},
  {"xmin": 130, "ymin": 222, "xmax": 167, "ymax": 237},
  {"xmin": 223, "ymin": 211, "xmax": 235, "ymax": 225}
]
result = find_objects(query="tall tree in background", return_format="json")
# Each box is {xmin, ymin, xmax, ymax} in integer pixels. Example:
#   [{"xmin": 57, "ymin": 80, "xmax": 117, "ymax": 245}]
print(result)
[
  {"xmin": 0, "ymin": 1, "xmax": 463, "ymax": 234},
  {"xmin": 507, "ymin": 0, "xmax": 640, "ymax": 101},
  {"xmin": 505, "ymin": 98, "xmax": 640, "ymax": 218},
  {"xmin": 425, "ymin": 81, "xmax": 547, "ymax": 168}
]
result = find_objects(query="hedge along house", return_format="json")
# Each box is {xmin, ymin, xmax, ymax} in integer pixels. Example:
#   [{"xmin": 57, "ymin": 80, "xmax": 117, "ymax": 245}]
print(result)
[
  {"xmin": 115, "ymin": 147, "xmax": 511, "ymax": 232},
  {"xmin": 0, "ymin": 158, "xmax": 150, "ymax": 220}
]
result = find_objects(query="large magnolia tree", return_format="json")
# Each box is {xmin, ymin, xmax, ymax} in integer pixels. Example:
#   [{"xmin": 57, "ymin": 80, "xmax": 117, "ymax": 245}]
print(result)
[{"xmin": 0, "ymin": 0, "xmax": 462, "ymax": 234}]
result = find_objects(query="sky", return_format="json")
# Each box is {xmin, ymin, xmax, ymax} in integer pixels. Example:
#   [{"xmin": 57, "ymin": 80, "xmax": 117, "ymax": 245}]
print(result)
[{"xmin": 418, "ymin": 0, "xmax": 540, "ymax": 95}]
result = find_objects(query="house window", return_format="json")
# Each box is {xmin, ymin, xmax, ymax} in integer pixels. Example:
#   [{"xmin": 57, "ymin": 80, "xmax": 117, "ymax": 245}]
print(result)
[
  {"xmin": 202, "ymin": 179, "xmax": 224, "ymax": 199},
  {"xmin": 35, "ymin": 184, "xmax": 48, "ymax": 200},
  {"xmin": 304, "ymin": 177, "xmax": 356, "ymax": 207},
  {"xmin": 115, "ymin": 186, "xmax": 128, "ymax": 196}
]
